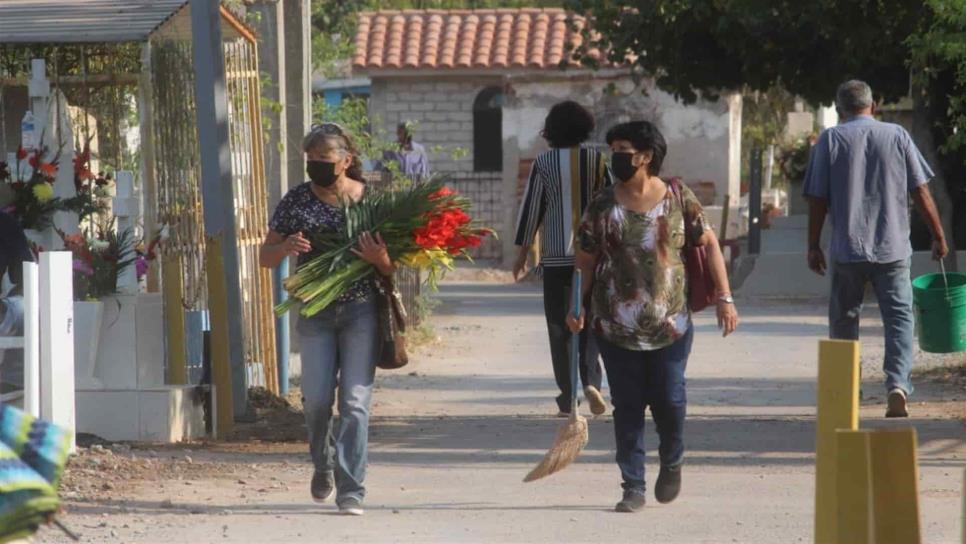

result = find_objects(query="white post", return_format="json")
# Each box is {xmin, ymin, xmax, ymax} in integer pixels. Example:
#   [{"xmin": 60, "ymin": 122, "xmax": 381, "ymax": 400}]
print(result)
[
  {"xmin": 40, "ymin": 251, "xmax": 74, "ymax": 449},
  {"xmin": 764, "ymin": 144, "xmax": 775, "ymax": 191},
  {"xmin": 22, "ymin": 261, "xmax": 40, "ymax": 417},
  {"xmin": 114, "ymin": 171, "xmax": 139, "ymax": 294}
]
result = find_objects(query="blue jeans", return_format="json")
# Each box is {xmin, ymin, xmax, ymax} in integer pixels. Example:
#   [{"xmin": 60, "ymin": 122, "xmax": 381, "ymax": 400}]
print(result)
[
  {"xmin": 597, "ymin": 327, "xmax": 693, "ymax": 492},
  {"xmin": 829, "ymin": 259, "xmax": 915, "ymax": 395},
  {"xmin": 297, "ymin": 297, "xmax": 378, "ymax": 503}
]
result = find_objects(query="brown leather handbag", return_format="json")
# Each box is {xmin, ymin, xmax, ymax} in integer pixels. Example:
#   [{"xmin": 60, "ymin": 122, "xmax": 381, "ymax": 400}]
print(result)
[
  {"xmin": 670, "ymin": 179, "xmax": 716, "ymax": 313},
  {"xmin": 374, "ymin": 275, "xmax": 409, "ymax": 369}
]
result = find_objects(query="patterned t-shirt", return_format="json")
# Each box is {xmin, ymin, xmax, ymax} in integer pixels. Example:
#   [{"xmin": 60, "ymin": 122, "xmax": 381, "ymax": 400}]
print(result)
[
  {"xmin": 577, "ymin": 182, "xmax": 709, "ymax": 351},
  {"xmin": 269, "ymin": 182, "xmax": 373, "ymax": 303}
]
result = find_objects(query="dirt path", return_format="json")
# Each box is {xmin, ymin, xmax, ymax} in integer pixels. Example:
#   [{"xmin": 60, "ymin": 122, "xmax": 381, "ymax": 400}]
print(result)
[{"xmin": 44, "ymin": 280, "xmax": 965, "ymax": 543}]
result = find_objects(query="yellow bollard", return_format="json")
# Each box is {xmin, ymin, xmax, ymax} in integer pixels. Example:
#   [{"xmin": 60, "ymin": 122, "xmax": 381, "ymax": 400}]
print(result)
[
  {"xmin": 206, "ymin": 236, "xmax": 234, "ymax": 438},
  {"xmin": 836, "ymin": 430, "xmax": 874, "ymax": 544},
  {"xmin": 815, "ymin": 339, "xmax": 860, "ymax": 544},
  {"xmin": 162, "ymin": 255, "xmax": 187, "ymax": 385},
  {"xmin": 869, "ymin": 428, "xmax": 921, "ymax": 544}
]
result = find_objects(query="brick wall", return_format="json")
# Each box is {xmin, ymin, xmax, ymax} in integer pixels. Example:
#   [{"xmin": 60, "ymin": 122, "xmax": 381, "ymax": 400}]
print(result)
[{"xmin": 369, "ymin": 77, "xmax": 502, "ymax": 175}]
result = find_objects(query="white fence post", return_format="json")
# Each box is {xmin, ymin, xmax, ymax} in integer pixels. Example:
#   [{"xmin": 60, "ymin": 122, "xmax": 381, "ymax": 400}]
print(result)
[
  {"xmin": 22, "ymin": 261, "xmax": 40, "ymax": 417},
  {"xmin": 114, "ymin": 171, "xmax": 139, "ymax": 294},
  {"xmin": 39, "ymin": 251, "xmax": 74, "ymax": 448}
]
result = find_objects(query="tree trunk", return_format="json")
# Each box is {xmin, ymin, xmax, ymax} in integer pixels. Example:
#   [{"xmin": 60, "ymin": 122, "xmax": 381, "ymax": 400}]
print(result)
[{"xmin": 911, "ymin": 92, "xmax": 957, "ymax": 270}]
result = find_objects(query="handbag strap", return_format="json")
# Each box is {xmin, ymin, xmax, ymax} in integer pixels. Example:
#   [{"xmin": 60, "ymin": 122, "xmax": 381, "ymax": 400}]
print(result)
[
  {"xmin": 668, "ymin": 178, "xmax": 695, "ymax": 248},
  {"xmin": 377, "ymin": 274, "xmax": 408, "ymax": 331}
]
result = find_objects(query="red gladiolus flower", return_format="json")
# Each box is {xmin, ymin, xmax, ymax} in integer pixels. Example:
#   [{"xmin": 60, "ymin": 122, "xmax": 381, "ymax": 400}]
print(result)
[
  {"xmin": 28, "ymin": 154, "xmax": 39, "ymax": 169},
  {"xmin": 428, "ymin": 187, "xmax": 455, "ymax": 201},
  {"xmin": 16, "ymin": 146, "xmax": 28, "ymax": 160},
  {"xmin": 39, "ymin": 162, "xmax": 58, "ymax": 177}
]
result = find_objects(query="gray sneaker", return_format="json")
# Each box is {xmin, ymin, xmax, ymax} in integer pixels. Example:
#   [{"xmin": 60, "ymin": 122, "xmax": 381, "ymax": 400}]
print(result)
[
  {"xmin": 886, "ymin": 388, "xmax": 909, "ymax": 418},
  {"xmin": 338, "ymin": 496, "xmax": 364, "ymax": 516},
  {"xmin": 310, "ymin": 471, "xmax": 334, "ymax": 503},
  {"xmin": 615, "ymin": 489, "xmax": 646, "ymax": 513}
]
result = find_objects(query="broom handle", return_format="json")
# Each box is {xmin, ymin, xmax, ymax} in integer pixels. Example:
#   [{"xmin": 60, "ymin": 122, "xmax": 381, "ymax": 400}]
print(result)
[{"xmin": 570, "ymin": 270, "xmax": 582, "ymax": 413}]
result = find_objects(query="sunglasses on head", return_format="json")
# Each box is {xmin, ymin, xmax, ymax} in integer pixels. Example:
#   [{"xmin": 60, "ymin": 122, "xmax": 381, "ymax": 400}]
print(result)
[{"xmin": 310, "ymin": 122, "xmax": 345, "ymax": 136}]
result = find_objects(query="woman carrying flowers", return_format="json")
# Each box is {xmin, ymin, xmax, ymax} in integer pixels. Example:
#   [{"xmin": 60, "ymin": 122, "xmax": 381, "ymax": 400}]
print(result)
[{"xmin": 259, "ymin": 124, "xmax": 392, "ymax": 516}]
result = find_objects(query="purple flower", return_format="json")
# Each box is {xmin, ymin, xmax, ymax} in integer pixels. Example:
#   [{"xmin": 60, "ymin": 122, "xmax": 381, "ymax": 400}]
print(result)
[{"xmin": 73, "ymin": 259, "xmax": 94, "ymax": 276}]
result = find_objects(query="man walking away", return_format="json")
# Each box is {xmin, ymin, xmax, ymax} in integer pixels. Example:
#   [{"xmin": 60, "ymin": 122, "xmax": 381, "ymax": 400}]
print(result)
[
  {"xmin": 803, "ymin": 80, "xmax": 948, "ymax": 418},
  {"xmin": 513, "ymin": 100, "xmax": 611, "ymax": 417},
  {"xmin": 383, "ymin": 122, "xmax": 430, "ymax": 182}
]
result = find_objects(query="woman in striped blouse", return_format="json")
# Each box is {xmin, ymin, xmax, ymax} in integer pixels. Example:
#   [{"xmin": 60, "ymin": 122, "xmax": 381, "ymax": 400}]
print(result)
[{"xmin": 513, "ymin": 101, "xmax": 613, "ymax": 417}]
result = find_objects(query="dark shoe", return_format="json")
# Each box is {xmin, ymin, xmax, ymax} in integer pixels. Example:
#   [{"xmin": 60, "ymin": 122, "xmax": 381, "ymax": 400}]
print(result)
[
  {"xmin": 615, "ymin": 489, "xmax": 647, "ymax": 513},
  {"xmin": 886, "ymin": 388, "xmax": 909, "ymax": 418},
  {"xmin": 311, "ymin": 470, "xmax": 334, "ymax": 503},
  {"xmin": 338, "ymin": 496, "xmax": 364, "ymax": 516},
  {"xmin": 655, "ymin": 464, "xmax": 682, "ymax": 504}
]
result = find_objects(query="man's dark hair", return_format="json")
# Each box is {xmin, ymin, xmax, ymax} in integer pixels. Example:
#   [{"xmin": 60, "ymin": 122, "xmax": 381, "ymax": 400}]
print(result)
[
  {"xmin": 397, "ymin": 122, "xmax": 413, "ymax": 143},
  {"xmin": 605, "ymin": 121, "xmax": 667, "ymax": 176},
  {"xmin": 542, "ymin": 101, "xmax": 595, "ymax": 148}
]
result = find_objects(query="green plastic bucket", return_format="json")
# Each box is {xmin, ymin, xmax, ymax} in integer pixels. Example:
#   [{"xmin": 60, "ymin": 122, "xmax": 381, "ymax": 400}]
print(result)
[{"xmin": 912, "ymin": 271, "xmax": 966, "ymax": 353}]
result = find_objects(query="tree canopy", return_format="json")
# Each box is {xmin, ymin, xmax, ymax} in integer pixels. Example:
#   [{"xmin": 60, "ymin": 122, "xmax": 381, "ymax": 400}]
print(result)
[{"xmin": 565, "ymin": 0, "xmax": 966, "ymax": 245}]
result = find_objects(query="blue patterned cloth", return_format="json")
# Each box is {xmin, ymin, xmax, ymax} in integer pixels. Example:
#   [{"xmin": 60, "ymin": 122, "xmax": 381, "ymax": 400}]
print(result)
[{"xmin": 0, "ymin": 404, "xmax": 72, "ymax": 541}]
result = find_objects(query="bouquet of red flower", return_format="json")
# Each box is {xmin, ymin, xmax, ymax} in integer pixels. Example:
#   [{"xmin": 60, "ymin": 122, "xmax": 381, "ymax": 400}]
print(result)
[
  {"xmin": 0, "ymin": 144, "xmax": 105, "ymax": 230},
  {"xmin": 277, "ymin": 176, "xmax": 491, "ymax": 317}
]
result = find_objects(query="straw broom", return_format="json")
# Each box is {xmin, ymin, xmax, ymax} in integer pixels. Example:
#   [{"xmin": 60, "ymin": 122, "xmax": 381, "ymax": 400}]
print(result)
[{"xmin": 524, "ymin": 270, "xmax": 589, "ymax": 482}]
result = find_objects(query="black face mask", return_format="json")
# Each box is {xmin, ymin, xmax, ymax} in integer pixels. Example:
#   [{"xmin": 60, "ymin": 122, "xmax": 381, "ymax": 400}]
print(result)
[
  {"xmin": 307, "ymin": 160, "xmax": 338, "ymax": 187},
  {"xmin": 611, "ymin": 152, "xmax": 640, "ymax": 182}
]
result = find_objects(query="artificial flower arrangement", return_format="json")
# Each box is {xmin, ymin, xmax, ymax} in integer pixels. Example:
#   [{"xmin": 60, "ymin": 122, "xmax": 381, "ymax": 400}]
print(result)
[
  {"xmin": 58, "ymin": 219, "xmax": 163, "ymax": 301},
  {"xmin": 277, "ymin": 176, "xmax": 491, "ymax": 317},
  {"xmin": 0, "ymin": 142, "xmax": 105, "ymax": 231}
]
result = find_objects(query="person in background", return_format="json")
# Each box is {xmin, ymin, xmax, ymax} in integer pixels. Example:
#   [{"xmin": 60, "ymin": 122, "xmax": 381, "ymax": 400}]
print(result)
[
  {"xmin": 383, "ymin": 122, "xmax": 430, "ymax": 182},
  {"xmin": 0, "ymin": 210, "xmax": 34, "ymax": 397},
  {"xmin": 259, "ymin": 123, "xmax": 394, "ymax": 516},
  {"xmin": 513, "ymin": 100, "xmax": 611, "ymax": 418},
  {"xmin": 803, "ymin": 79, "xmax": 948, "ymax": 418},
  {"xmin": 568, "ymin": 120, "xmax": 738, "ymax": 512}
]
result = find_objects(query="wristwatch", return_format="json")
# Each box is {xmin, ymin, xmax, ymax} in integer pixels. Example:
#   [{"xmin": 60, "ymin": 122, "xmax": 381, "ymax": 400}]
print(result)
[{"xmin": 718, "ymin": 294, "xmax": 735, "ymax": 304}]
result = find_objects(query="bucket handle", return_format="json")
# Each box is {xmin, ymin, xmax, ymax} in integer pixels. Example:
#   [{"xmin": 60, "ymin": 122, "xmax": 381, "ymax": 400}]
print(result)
[{"xmin": 939, "ymin": 259, "xmax": 950, "ymax": 300}]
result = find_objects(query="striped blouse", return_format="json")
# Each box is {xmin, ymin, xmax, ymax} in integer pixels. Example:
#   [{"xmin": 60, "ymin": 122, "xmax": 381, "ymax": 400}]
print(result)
[{"xmin": 514, "ymin": 147, "xmax": 613, "ymax": 268}]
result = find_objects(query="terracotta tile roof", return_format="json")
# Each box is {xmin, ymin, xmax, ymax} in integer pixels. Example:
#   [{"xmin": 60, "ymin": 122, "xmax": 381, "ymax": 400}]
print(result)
[{"xmin": 353, "ymin": 8, "xmax": 596, "ymax": 71}]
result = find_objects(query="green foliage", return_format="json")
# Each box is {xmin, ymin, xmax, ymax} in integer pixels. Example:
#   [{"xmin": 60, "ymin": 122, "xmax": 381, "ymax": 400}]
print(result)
[
  {"xmin": 564, "ymin": 0, "xmax": 919, "ymax": 106},
  {"xmin": 909, "ymin": 0, "xmax": 966, "ymax": 154},
  {"xmin": 743, "ymin": 86, "xmax": 797, "ymax": 151}
]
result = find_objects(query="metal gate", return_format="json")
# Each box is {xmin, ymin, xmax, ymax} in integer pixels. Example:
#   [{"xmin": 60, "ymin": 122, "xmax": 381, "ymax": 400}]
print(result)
[{"xmin": 149, "ymin": 29, "xmax": 277, "ymax": 392}]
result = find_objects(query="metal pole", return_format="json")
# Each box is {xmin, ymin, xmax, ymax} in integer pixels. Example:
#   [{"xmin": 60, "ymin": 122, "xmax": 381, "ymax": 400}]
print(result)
[
  {"xmin": 749, "ymin": 147, "xmax": 763, "ymax": 255},
  {"xmin": 191, "ymin": 0, "xmax": 247, "ymax": 423},
  {"xmin": 274, "ymin": 260, "xmax": 290, "ymax": 395}
]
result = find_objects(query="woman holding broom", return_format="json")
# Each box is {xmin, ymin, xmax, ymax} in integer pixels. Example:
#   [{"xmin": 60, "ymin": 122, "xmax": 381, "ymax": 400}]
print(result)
[
  {"xmin": 259, "ymin": 123, "xmax": 393, "ymax": 516},
  {"xmin": 567, "ymin": 121, "xmax": 738, "ymax": 512}
]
